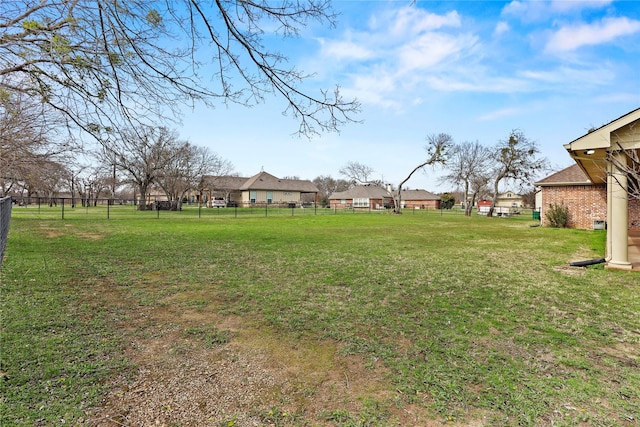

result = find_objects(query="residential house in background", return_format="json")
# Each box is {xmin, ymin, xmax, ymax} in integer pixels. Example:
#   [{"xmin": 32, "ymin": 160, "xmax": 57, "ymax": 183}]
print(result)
[
  {"xmin": 328, "ymin": 185, "xmax": 393, "ymax": 210},
  {"xmin": 397, "ymin": 189, "xmax": 441, "ymax": 210},
  {"xmin": 201, "ymin": 171, "xmax": 319, "ymax": 207},
  {"xmin": 495, "ymin": 191, "xmax": 526, "ymax": 208}
]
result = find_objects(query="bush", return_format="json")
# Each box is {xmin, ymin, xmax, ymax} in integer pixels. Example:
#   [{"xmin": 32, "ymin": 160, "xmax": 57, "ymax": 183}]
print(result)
[{"xmin": 545, "ymin": 202, "xmax": 570, "ymax": 228}]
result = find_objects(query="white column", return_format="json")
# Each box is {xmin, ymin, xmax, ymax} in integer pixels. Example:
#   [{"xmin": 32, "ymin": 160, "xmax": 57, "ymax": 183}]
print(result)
[{"xmin": 608, "ymin": 151, "xmax": 631, "ymax": 269}]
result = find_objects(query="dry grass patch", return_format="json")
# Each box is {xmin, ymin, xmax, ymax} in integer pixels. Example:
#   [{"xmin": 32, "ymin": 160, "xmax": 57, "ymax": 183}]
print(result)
[{"xmin": 86, "ymin": 283, "xmax": 433, "ymax": 426}]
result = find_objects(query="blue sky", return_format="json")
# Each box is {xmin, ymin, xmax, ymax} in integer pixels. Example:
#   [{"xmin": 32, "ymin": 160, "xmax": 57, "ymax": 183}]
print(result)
[{"xmin": 180, "ymin": 0, "xmax": 640, "ymax": 192}]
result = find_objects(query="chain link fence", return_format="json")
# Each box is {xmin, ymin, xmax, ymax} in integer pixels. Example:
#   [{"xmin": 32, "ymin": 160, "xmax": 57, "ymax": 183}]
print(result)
[{"xmin": 0, "ymin": 196, "xmax": 13, "ymax": 267}]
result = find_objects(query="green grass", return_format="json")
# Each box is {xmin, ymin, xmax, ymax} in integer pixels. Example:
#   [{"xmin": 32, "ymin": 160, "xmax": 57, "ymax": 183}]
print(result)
[{"xmin": 1, "ymin": 211, "xmax": 639, "ymax": 426}]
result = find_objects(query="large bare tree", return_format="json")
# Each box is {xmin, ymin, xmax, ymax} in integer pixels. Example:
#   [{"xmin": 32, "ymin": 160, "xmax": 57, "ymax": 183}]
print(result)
[
  {"xmin": 339, "ymin": 161, "xmax": 379, "ymax": 187},
  {"xmin": 0, "ymin": 88, "xmax": 67, "ymax": 195},
  {"xmin": 488, "ymin": 130, "xmax": 547, "ymax": 217},
  {"xmin": 313, "ymin": 175, "xmax": 349, "ymax": 205},
  {"xmin": 100, "ymin": 126, "xmax": 186, "ymax": 209},
  {"xmin": 439, "ymin": 140, "xmax": 492, "ymax": 216},
  {"xmin": 392, "ymin": 133, "xmax": 452, "ymax": 214},
  {"xmin": 0, "ymin": 1, "xmax": 359, "ymax": 139},
  {"xmin": 157, "ymin": 144, "xmax": 232, "ymax": 203}
]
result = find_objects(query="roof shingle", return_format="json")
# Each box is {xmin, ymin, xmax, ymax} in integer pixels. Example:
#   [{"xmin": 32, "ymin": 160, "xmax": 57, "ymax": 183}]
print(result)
[{"xmin": 535, "ymin": 164, "xmax": 592, "ymax": 186}]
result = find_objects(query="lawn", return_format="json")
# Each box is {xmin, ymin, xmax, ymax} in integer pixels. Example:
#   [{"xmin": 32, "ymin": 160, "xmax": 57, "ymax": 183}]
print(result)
[{"xmin": 1, "ymin": 210, "xmax": 638, "ymax": 426}]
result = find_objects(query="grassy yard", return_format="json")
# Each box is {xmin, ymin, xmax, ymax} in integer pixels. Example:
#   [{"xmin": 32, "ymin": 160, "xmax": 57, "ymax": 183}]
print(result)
[{"xmin": 1, "ymin": 211, "xmax": 638, "ymax": 426}]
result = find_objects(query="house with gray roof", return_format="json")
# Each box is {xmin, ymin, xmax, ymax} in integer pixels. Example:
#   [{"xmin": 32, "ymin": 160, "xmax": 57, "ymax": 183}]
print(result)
[
  {"xmin": 398, "ymin": 189, "xmax": 441, "ymax": 210},
  {"xmin": 202, "ymin": 171, "xmax": 318, "ymax": 207},
  {"xmin": 328, "ymin": 185, "xmax": 393, "ymax": 210}
]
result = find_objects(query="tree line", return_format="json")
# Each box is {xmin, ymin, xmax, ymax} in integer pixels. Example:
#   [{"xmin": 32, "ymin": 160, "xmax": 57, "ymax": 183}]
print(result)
[
  {"xmin": 2, "ymin": 88, "xmax": 546, "ymax": 213},
  {"xmin": 2, "ymin": 2, "xmax": 637, "ymax": 214},
  {"xmin": 330, "ymin": 131, "xmax": 547, "ymax": 216}
]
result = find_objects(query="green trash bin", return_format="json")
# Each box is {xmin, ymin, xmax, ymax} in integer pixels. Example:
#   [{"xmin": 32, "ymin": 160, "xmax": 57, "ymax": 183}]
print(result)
[{"xmin": 532, "ymin": 210, "xmax": 540, "ymax": 220}]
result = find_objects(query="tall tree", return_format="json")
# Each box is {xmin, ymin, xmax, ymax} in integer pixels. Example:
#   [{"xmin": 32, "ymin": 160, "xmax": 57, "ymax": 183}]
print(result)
[
  {"xmin": 393, "ymin": 133, "xmax": 452, "ymax": 214},
  {"xmin": 488, "ymin": 130, "xmax": 547, "ymax": 217},
  {"xmin": 0, "ymin": 88, "xmax": 69, "ymax": 195},
  {"xmin": 157, "ymin": 144, "xmax": 232, "ymax": 203},
  {"xmin": 313, "ymin": 175, "xmax": 349, "ymax": 205},
  {"xmin": 100, "ymin": 126, "xmax": 185, "ymax": 210},
  {"xmin": 439, "ymin": 141, "xmax": 492, "ymax": 216},
  {"xmin": 0, "ymin": 1, "xmax": 359, "ymax": 139},
  {"xmin": 339, "ymin": 161, "xmax": 379, "ymax": 187}
]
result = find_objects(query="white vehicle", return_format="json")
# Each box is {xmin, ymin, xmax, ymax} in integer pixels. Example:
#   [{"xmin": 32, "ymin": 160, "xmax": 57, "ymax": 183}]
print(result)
[{"xmin": 211, "ymin": 198, "xmax": 226, "ymax": 208}]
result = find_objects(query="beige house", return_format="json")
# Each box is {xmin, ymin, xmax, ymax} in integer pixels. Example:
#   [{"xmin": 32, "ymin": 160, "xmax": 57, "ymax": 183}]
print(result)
[
  {"xmin": 542, "ymin": 107, "xmax": 640, "ymax": 271},
  {"xmin": 495, "ymin": 191, "xmax": 526, "ymax": 208},
  {"xmin": 202, "ymin": 171, "xmax": 319, "ymax": 207}
]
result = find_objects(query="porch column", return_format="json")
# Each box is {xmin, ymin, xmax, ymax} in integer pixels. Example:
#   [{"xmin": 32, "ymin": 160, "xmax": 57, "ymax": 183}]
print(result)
[{"xmin": 607, "ymin": 151, "xmax": 631, "ymax": 270}]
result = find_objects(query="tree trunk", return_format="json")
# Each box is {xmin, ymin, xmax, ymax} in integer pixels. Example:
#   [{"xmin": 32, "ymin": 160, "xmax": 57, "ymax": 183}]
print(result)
[{"xmin": 488, "ymin": 179, "xmax": 500, "ymax": 217}]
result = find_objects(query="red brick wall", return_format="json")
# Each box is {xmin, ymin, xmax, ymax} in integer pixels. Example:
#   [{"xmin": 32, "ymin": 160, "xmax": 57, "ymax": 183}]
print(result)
[
  {"xmin": 540, "ymin": 185, "xmax": 607, "ymax": 229},
  {"xmin": 403, "ymin": 200, "xmax": 440, "ymax": 209},
  {"xmin": 541, "ymin": 185, "xmax": 640, "ymax": 230}
]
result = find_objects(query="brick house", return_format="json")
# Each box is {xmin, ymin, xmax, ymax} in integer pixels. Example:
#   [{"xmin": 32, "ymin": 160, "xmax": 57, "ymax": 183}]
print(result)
[
  {"xmin": 535, "ymin": 164, "xmax": 608, "ymax": 229},
  {"xmin": 538, "ymin": 107, "xmax": 640, "ymax": 270},
  {"xmin": 328, "ymin": 185, "xmax": 393, "ymax": 210},
  {"xmin": 397, "ymin": 189, "xmax": 441, "ymax": 210}
]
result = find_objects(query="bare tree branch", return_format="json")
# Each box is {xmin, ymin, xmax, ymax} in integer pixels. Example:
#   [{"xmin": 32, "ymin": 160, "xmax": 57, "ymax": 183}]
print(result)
[{"xmin": 1, "ymin": 0, "xmax": 360, "ymax": 140}]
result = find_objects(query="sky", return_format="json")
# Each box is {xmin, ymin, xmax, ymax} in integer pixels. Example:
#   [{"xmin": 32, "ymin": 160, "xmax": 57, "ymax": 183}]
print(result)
[{"xmin": 179, "ymin": 0, "xmax": 640, "ymax": 193}]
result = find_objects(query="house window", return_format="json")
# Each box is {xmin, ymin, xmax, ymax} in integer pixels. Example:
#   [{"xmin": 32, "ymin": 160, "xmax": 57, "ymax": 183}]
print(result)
[
  {"xmin": 267, "ymin": 192, "xmax": 273, "ymax": 204},
  {"xmin": 250, "ymin": 191, "xmax": 256, "ymax": 204},
  {"xmin": 353, "ymin": 198, "xmax": 369, "ymax": 207}
]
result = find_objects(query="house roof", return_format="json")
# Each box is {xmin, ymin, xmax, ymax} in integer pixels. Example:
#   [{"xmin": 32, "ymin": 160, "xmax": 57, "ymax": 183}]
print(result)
[
  {"xmin": 239, "ymin": 171, "xmax": 319, "ymax": 192},
  {"xmin": 204, "ymin": 171, "xmax": 319, "ymax": 193},
  {"xmin": 400, "ymin": 189, "xmax": 440, "ymax": 201},
  {"xmin": 563, "ymin": 107, "xmax": 640, "ymax": 184},
  {"xmin": 534, "ymin": 164, "xmax": 593, "ymax": 186},
  {"xmin": 203, "ymin": 175, "xmax": 247, "ymax": 190},
  {"xmin": 329, "ymin": 185, "xmax": 392, "ymax": 200}
]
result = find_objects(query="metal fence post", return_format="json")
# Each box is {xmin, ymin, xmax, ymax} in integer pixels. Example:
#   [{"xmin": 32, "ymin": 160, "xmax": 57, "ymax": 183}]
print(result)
[{"xmin": 0, "ymin": 197, "xmax": 13, "ymax": 268}]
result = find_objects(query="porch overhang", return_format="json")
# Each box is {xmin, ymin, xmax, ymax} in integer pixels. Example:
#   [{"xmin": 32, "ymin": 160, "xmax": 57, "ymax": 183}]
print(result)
[{"xmin": 563, "ymin": 108, "xmax": 640, "ymax": 272}]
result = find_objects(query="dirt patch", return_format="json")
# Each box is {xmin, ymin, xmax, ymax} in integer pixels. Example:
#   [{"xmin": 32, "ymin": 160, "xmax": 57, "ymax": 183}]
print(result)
[
  {"xmin": 553, "ymin": 265, "xmax": 587, "ymax": 277},
  {"xmin": 82, "ymin": 283, "xmax": 489, "ymax": 426},
  {"xmin": 40, "ymin": 227, "xmax": 64, "ymax": 238}
]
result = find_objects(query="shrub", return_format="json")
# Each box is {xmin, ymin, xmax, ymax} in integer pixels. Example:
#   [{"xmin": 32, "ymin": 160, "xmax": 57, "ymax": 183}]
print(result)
[{"xmin": 545, "ymin": 202, "xmax": 570, "ymax": 228}]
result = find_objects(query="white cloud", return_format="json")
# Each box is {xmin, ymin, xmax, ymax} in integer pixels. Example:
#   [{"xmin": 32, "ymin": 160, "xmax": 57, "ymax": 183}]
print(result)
[
  {"xmin": 494, "ymin": 21, "xmax": 511, "ymax": 37},
  {"xmin": 425, "ymin": 74, "xmax": 531, "ymax": 93},
  {"xmin": 310, "ymin": 6, "xmax": 479, "ymax": 110},
  {"xmin": 397, "ymin": 32, "xmax": 477, "ymax": 73},
  {"xmin": 502, "ymin": 0, "xmax": 614, "ymax": 22},
  {"xmin": 545, "ymin": 17, "xmax": 640, "ymax": 52},
  {"xmin": 549, "ymin": 0, "xmax": 613, "ymax": 13},
  {"xmin": 477, "ymin": 107, "xmax": 521, "ymax": 121},
  {"xmin": 520, "ymin": 65, "xmax": 615, "ymax": 86},
  {"xmin": 387, "ymin": 8, "xmax": 462, "ymax": 37},
  {"xmin": 318, "ymin": 39, "xmax": 374, "ymax": 61}
]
